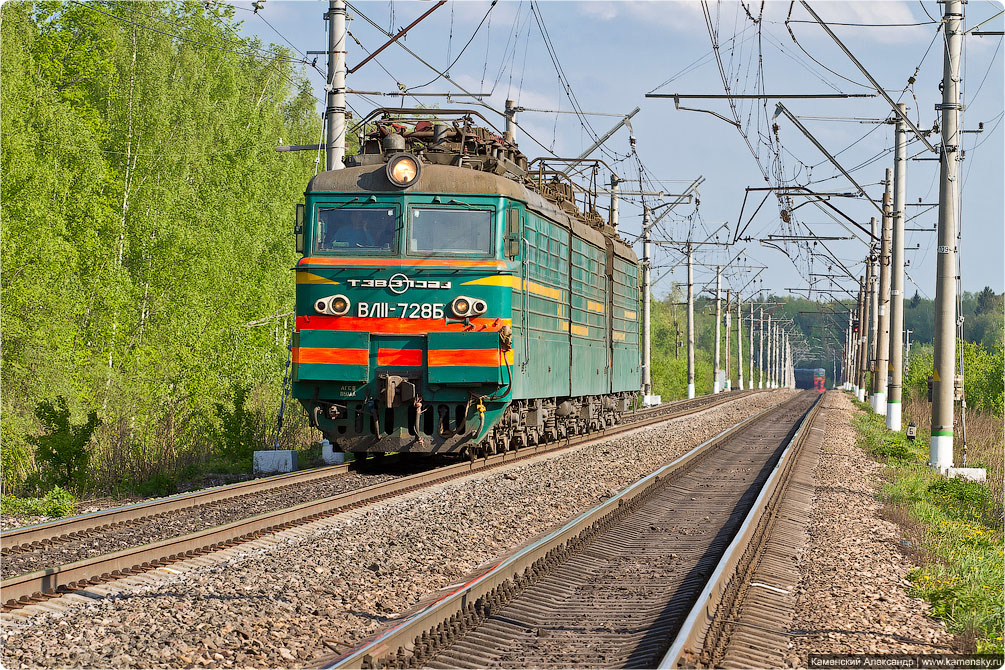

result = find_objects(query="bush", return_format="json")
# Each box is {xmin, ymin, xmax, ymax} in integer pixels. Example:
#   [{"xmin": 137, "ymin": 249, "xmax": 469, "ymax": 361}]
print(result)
[
  {"xmin": 133, "ymin": 472, "xmax": 177, "ymax": 498},
  {"xmin": 927, "ymin": 477, "xmax": 995, "ymax": 523},
  {"xmin": 904, "ymin": 341, "xmax": 1004, "ymax": 416},
  {"xmin": 1, "ymin": 411, "xmax": 34, "ymax": 494},
  {"xmin": 31, "ymin": 396, "xmax": 100, "ymax": 493},
  {"xmin": 959, "ymin": 341, "xmax": 1004, "ymax": 416},
  {"xmin": 212, "ymin": 385, "xmax": 260, "ymax": 462}
]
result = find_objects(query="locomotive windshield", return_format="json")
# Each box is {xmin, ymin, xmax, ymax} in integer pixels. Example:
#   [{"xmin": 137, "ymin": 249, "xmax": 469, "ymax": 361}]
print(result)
[
  {"xmin": 316, "ymin": 206, "xmax": 397, "ymax": 253},
  {"xmin": 408, "ymin": 208, "xmax": 493, "ymax": 255}
]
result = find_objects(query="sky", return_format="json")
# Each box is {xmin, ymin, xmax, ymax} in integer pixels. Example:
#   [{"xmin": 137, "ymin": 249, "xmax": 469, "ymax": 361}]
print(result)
[{"xmin": 230, "ymin": 0, "xmax": 1004, "ymax": 303}]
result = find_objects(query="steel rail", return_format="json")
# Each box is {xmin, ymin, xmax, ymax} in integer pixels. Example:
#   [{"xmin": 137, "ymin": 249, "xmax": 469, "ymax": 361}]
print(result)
[
  {"xmin": 1, "ymin": 391, "xmax": 761, "ymax": 609},
  {"xmin": 1, "ymin": 392, "xmax": 751, "ymax": 551},
  {"xmin": 1, "ymin": 462, "xmax": 361, "ymax": 550},
  {"xmin": 658, "ymin": 394, "xmax": 823, "ymax": 668},
  {"xmin": 320, "ymin": 393, "xmax": 812, "ymax": 669}
]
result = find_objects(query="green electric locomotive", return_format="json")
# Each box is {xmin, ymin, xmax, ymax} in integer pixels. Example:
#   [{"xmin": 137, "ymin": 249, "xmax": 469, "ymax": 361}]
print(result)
[{"xmin": 292, "ymin": 109, "xmax": 641, "ymax": 456}]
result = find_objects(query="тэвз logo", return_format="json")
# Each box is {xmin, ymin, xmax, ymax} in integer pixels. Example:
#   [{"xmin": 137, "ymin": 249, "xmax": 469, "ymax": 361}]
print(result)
[{"xmin": 345, "ymin": 274, "xmax": 453, "ymax": 295}]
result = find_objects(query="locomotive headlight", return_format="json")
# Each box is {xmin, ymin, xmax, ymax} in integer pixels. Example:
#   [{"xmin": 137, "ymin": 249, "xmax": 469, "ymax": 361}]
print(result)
[
  {"xmin": 471, "ymin": 299, "xmax": 488, "ymax": 316},
  {"xmin": 450, "ymin": 296, "xmax": 473, "ymax": 317},
  {"xmin": 386, "ymin": 153, "xmax": 421, "ymax": 187},
  {"xmin": 315, "ymin": 294, "xmax": 351, "ymax": 316},
  {"xmin": 329, "ymin": 294, "xmax": 351, "ymax": 316}
]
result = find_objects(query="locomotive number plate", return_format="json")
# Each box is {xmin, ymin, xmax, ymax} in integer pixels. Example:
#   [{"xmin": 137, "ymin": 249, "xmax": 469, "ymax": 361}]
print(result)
[{"xmin": 357, "ymin": 302, "xmax": 445, "ymax": 319}]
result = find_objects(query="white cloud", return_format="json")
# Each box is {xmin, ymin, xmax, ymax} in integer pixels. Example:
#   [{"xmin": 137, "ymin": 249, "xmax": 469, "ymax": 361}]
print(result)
[
  {"xmin": 776, "ymin": 0, "xmax": 930, "ymax": 45},
  {"xmin": 576, "ymin": 1, "xmax": 930, "ymax": 44},
  {"xmin": 578, "ymin": 0, "xmax": 705, "ymax": 32}
]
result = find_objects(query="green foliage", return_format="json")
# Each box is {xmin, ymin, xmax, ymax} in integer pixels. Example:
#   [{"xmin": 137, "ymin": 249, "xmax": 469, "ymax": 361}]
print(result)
[
  {"xmin": 133, "ymin": 472, "xmax": 177, "ymax": 498},
  {"xmin": 649, "ymin": 289, "xmax": 716, "ymax": 400},
  {"xmin": 1, "ymin": 412, "xmax": 35, "ymax": 494},
  {"xmin": 904, "ymin": 341, "xmax": 1004, "ymax": 416},
  {"xmin": 1, "ymin": 486, "xmax": 78, "ymax": 518},
  {"xmin": 30, "ymin": 396, "xmax": 100, "ymax": 492},
  {"xmin": 1, "ymin": 1, "xmax": 320, "ymax": 492},
  {"xmin": 928, "ymin": 477, "xmax": 995, "ymax": 523},
  {"xmin": 854, "ymin": 410, "xmax": 925, "ymax": 463},
  {"xmin": 976, "ymin": 287, "xmax": 996, "ymax": 315},
  {"xmin": 853, "ymin": 406, "xmax": 1004, "ymax": 653},
  {"xmin": 959, "ymin": 341, "xmax": 1005, "ymax": 416},
  {"xmin": 904, "ymin": 344, "xmax": 935, "ymax": 403},
  {"xmin": 213, "ymin": 386, "xmax": 260, "ymax": 462}
]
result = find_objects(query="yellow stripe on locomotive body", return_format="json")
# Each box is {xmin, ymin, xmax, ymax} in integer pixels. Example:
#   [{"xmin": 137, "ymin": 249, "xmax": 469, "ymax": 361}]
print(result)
[
  {"xmin": 462, "ymin": 274, "xmax": 565, "ymax": 301},
  {"xmin": 296, "ymin": 272, "xmax": 340, "ymax": 285},
  {"xmin": 291, "ymin": 123, "xmax": 642, "ymax": 455}
]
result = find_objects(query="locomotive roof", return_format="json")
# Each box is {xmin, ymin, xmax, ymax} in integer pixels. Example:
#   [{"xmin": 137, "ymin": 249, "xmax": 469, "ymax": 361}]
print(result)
[{"xmin": 308, "ymin": 163, "xmax": 638, "ymax": 264}]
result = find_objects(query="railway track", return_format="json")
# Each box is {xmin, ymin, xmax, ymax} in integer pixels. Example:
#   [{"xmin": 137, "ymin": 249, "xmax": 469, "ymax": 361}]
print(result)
[
  {"xmin": 1, "ymin": 389, "xmax": 761, "ymax": 611},
  {"xmin": 319, "ymin": 391, "xmax": 821, "ymax": 670}
]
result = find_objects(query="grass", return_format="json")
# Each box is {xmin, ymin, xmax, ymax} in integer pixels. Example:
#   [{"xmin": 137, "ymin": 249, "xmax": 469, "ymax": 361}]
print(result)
[
  {"xmin": 0, "ymin": 486, "xmax": 78, "ymax": 518},
  {"xmin": 3, "ymin": 441, "xmax": 345, "ymax": 521},
  {"xmin": 852, "ymin": 399, "xmax": 1004, "ymax": 654},
  {"xmin": 904, "ymin": 397, "xmax": 1004, "ymax": 519}
]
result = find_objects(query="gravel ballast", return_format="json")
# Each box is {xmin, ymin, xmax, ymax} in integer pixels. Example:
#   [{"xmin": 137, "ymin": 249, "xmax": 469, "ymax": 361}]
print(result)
[
  {"xmin": 3, "ymin": 471, "xmax": 400, "ymax": 579},
  {"xmin": 786, "ymin": 391, "xmax": 959, "ymax": 664},
  {"xmin": 2, "ymin": 391, "xmax": 794, "ymax": 669}
]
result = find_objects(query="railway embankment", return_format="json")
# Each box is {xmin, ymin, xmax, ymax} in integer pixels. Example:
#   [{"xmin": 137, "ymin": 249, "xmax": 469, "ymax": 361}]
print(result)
[
  {"xmin": 786, "ymin": 391, "xmax": 975, "ymax": 664},
  {"xmin": 845, "ymin": 393, "xmax": 1002, "ymax": 657},
  {"xmin": 1, "ymin": 390, "xmax": 791, "ymax": 669}
]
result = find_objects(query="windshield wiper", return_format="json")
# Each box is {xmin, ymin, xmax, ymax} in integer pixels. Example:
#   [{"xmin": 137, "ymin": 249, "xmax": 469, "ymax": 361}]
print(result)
[
  {"xmin": 323, "ymin": 197, "xmax": 362, "ymax": 210},
  {"xmin": 447, "ymin": 199, "xmax": 482, "ymax": 210}
]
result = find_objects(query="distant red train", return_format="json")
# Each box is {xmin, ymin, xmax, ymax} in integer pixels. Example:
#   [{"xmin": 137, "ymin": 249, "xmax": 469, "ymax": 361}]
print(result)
[{"xmin": 794, "ymin": 368, "xmax": 826, "ymax": 393}]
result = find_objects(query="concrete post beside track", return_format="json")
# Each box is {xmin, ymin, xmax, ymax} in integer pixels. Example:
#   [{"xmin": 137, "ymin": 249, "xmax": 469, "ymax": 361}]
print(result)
[
  {"xmin": 887, "ymin": 104, "xmax": 907, "ymax": 431},
  {"xmin": 873, "ymin": 172, "xmax": 893, "ymax": 414},
  {"xmin": 714, "ymin": 267, "xmax": 722, "ymax": 394},
  {"xmin": 931, "ymin": 0, "xmax": 963, "ymax": 471},
  {"xmin": 687, "ymin": 246, "xmax": 695, "ymax": 399}
]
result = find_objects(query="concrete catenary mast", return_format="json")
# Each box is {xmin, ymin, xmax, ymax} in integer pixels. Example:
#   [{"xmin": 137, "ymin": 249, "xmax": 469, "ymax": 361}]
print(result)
[
  {"xmin": 725, "ymin": 290, "xmax": 732, "ymax": 392},
  {"xmin": 868, "ymin": 216, "xmax": 880, "ymax": 384},
  {"xmin": 930, "ymin": 0, "xmax": 963, "ymax": 471},
  {"xmin": 872, "ymin": 171, "xmax": 893, "ymax": 414},
  {"xmin": 737, "ymin": 297, "xmax": 744, "ymax": 391},
  {"xmin": 326, "ymin": 0, "xmax": 347, "ymax": 171},
  {"xmin": 714, "ymin": 267, "xmax": 722, "ymax": 394},
  {"xmin": 748, "ymin": 302, "xmax": 754, "ymax": 390},
  {"xmin": 771, "ymin": 322, "xmax": 776, "ymax": 389},
  {"xmin": 857, "ymin": 275, "xmax": 869, "ymax": 402},
  {"xmin": 759, "ymin": 309, "xmax": 765, "ymax": 388},
  {"xmin": 887, "ymin": 103, "xmax": 908, "ymax": 430},
  {"xmin": 642, "ymin": 207, "xmax": 653, "ymax": 402},
  {"xmin": 687, "ymin": 246, "xmax": 696, "ymax": 399}
]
